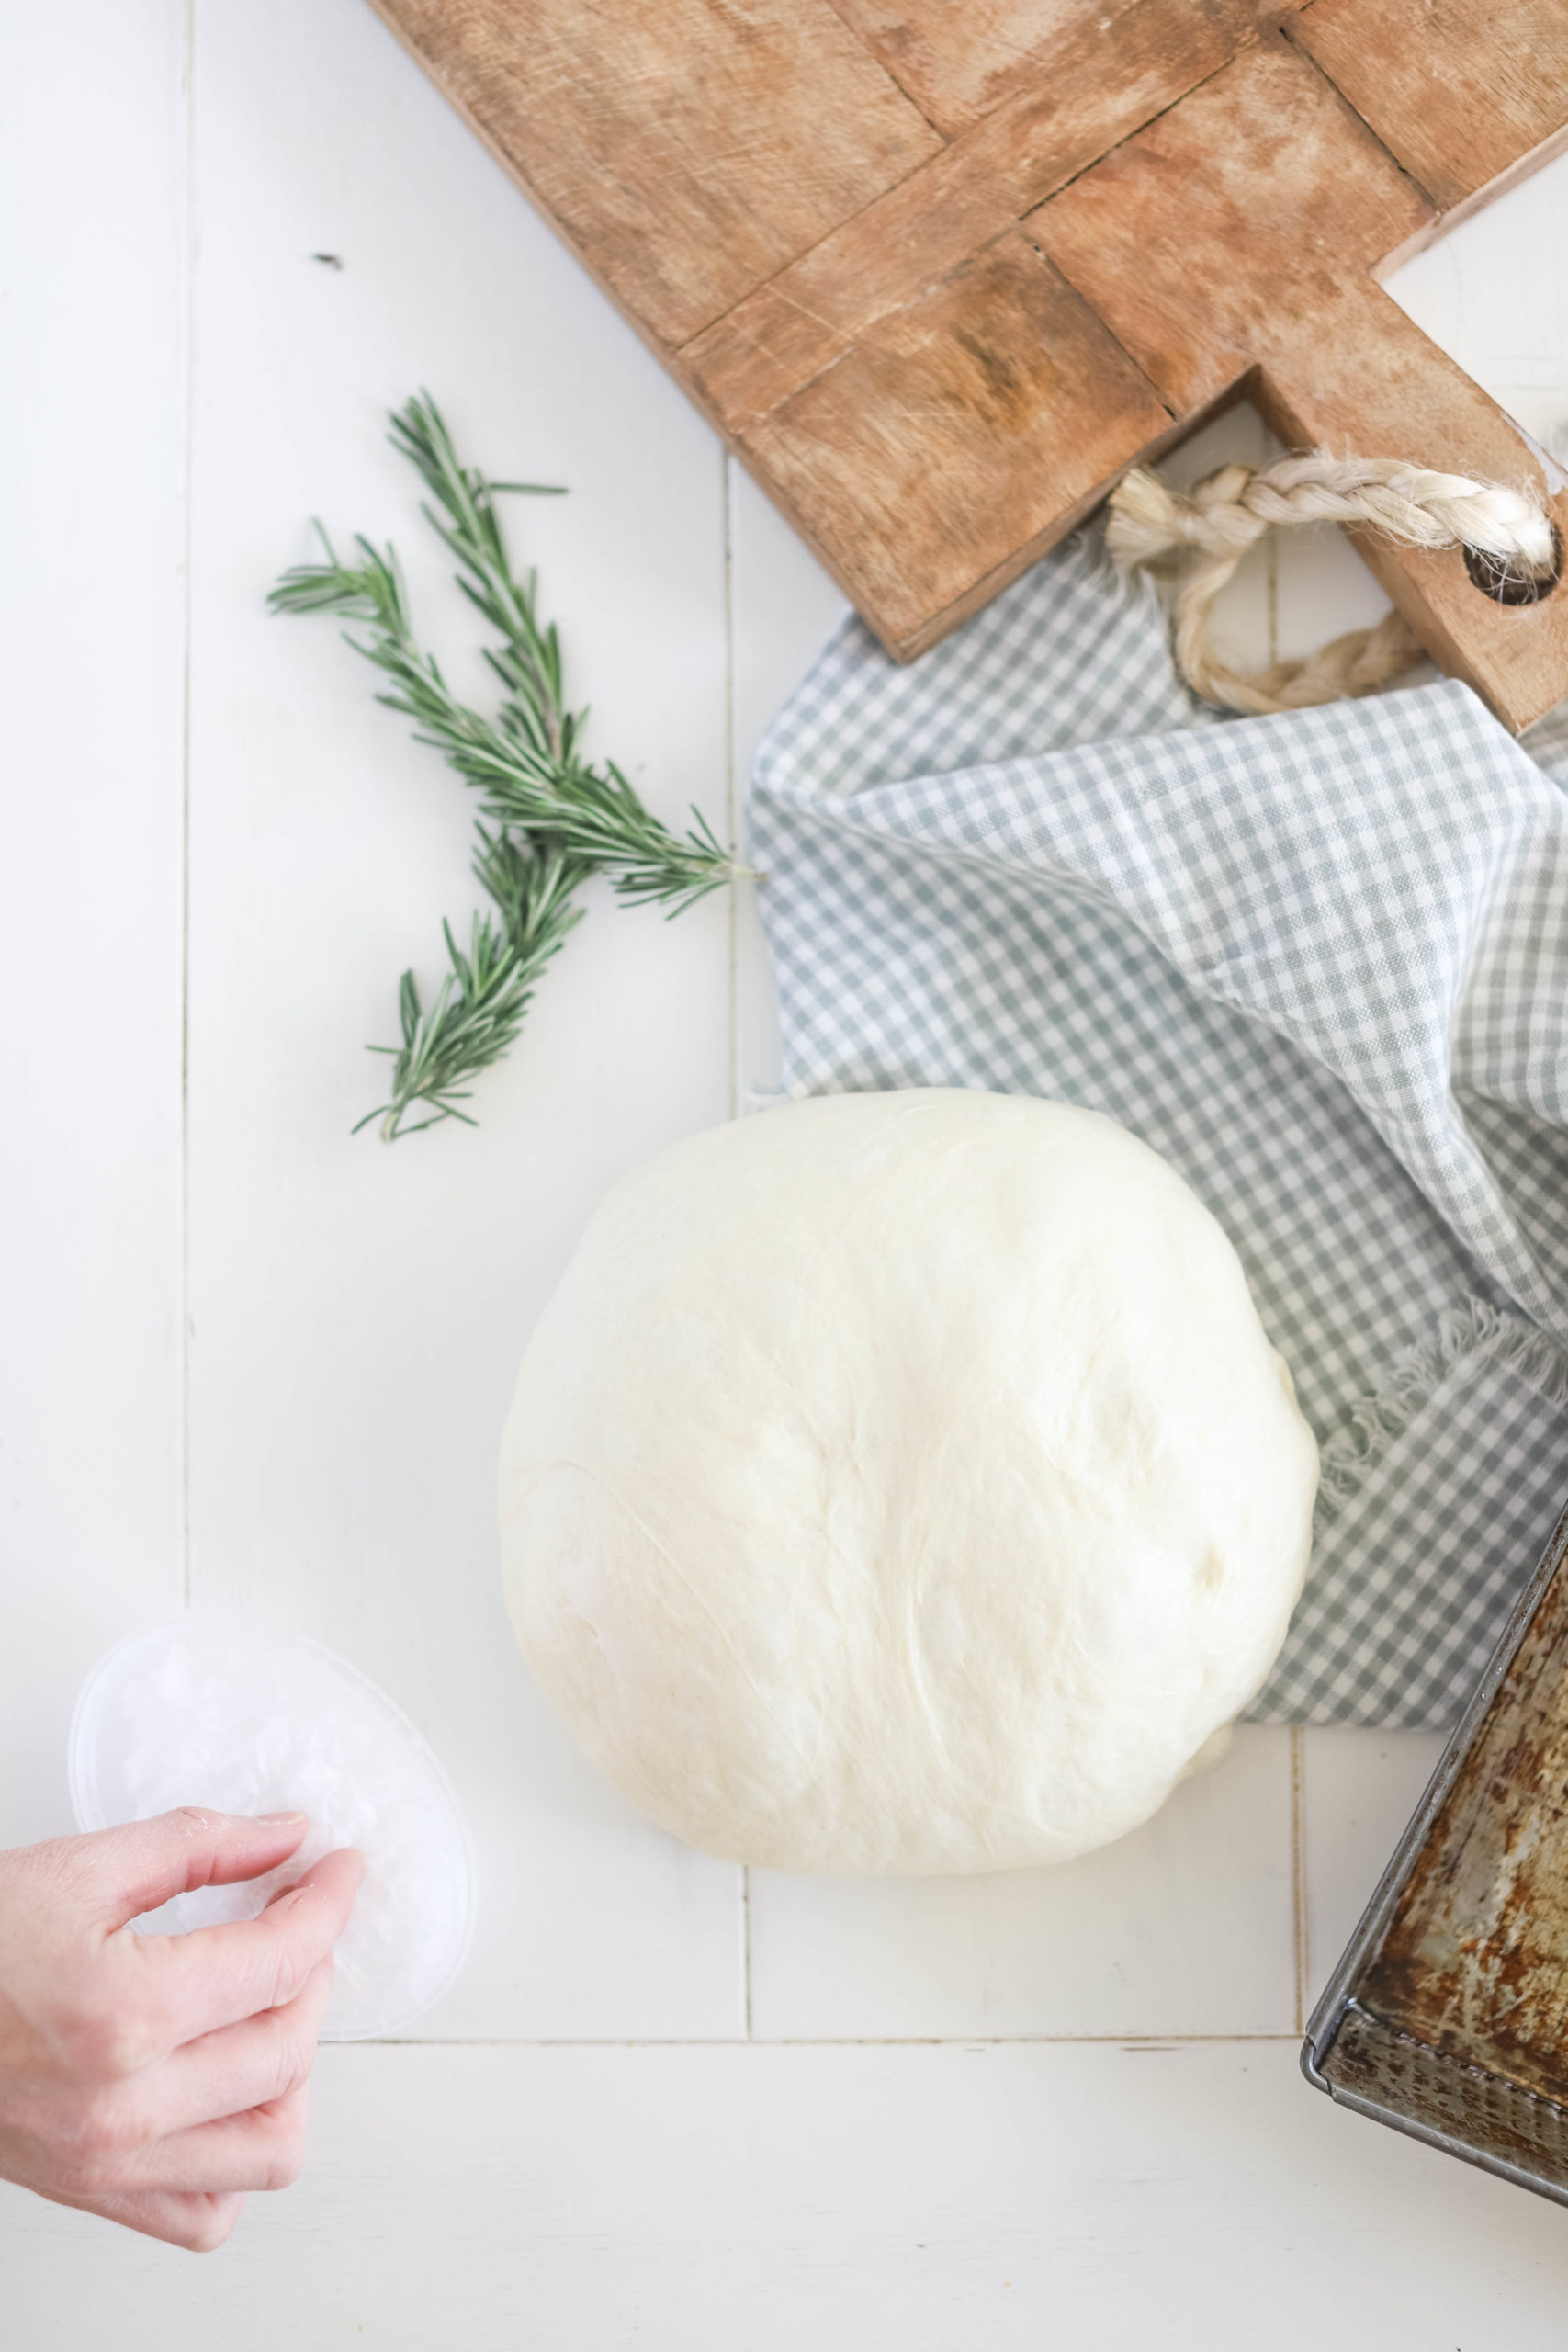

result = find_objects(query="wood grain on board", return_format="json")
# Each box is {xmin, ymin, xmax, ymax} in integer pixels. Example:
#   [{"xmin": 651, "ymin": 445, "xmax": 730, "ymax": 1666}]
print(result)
[
  {"xmin": 1031, "ymin": 40, "xmax": 1432, "ymax": 416},
  {"xmin": 741, "ymin": 233, "xmax": 1172, "ymax": 647},
  {"xmin": 1293, "ymin": 0, "xmax": 1568, "ymax": 217},
  {"xmin": 683, "ymin": 0, "xmax": 1262, "ymax": 433},
  {"xmin": 821, "ymin": 0, "xmax": 1308, "ymax": 138},
  {"xmin": 368, "ymin": 0, "xmax": 1568, "ymax": 727}
]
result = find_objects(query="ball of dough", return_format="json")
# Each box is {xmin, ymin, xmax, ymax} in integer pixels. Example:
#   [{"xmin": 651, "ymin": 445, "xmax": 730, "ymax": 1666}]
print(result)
[{"xmin": 500, "ymin": 1091, "xmax": 1316, "ymax": 1875}]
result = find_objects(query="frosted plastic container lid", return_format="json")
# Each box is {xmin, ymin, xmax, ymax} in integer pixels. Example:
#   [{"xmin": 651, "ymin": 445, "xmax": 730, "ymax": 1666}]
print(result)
[{"xmin": 70, "ymin": 1615, "xmax": 476, "ymax": 2041}]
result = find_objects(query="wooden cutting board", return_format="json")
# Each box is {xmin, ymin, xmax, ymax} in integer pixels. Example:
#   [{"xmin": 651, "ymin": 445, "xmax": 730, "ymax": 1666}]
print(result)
[{"xmin": 367, "ymin": 0, "xmax": 1568, "ymax": 729}]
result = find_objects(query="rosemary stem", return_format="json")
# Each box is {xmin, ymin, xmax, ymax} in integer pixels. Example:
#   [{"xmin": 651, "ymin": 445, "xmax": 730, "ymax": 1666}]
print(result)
[{"xmin": 270, "ymin": 393, "xmax": 742, "ymax": 1137}]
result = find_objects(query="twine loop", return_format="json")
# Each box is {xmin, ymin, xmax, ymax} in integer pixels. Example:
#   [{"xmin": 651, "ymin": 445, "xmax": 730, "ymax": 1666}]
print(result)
[{"xmin": 1107, "ymin": 449, "xmax": 1558, "ymax": 716}]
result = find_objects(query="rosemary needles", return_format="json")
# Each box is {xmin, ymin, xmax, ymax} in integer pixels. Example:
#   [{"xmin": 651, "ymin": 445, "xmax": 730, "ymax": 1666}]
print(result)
[{"xmin": 269, "ymin": 393, "xmax": 737, "ymax": 1139}]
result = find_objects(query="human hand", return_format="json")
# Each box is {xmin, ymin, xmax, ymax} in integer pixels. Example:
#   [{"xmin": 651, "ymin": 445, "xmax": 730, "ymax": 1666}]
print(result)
[{"xmin": 0, "ymin": 1809, "xmax": 364, "ymax": 2250}]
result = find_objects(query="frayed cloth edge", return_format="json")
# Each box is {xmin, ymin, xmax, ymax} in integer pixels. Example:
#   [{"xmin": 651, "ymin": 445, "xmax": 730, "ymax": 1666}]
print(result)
[{"xmin": 1314, "ymin": 1297, "xmax": 1568, "ymax": 1532}]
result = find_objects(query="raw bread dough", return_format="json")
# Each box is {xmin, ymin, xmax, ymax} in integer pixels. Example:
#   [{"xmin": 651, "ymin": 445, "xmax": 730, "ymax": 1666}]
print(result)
[{"xmin": 500, "ymin": 1090, "xmax": 1317, "ymax": 1875}]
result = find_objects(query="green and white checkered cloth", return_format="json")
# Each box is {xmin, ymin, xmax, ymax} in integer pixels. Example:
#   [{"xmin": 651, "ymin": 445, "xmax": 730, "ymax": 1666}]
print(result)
[{"xmin": 749, "ymin": 536, "xmax": 1568, "ymax": 1728}]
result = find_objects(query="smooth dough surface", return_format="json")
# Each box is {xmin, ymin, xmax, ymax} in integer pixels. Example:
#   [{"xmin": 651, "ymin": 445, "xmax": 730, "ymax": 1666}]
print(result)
[{"xmin": 500, "ymin": 1090, "xmax": 1317, "ymax": 1875}]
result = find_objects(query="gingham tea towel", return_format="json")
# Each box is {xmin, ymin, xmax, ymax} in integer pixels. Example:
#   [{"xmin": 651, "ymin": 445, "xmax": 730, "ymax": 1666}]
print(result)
[{"xmin": 749, "ymin": 537, "xmax": 1568, "ymax": 1728}]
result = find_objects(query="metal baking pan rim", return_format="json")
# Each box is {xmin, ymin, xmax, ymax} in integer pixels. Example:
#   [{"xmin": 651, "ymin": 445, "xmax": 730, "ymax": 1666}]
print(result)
[
  {"xmin": 1311, "ymin": 1993, "xmax": 1568, "ymax": 2126},
  {"xmin": 1308, "ymin": 2070, "xmax": 1568, "ymax": 2209},
  {"xmin": 1303, "ymin": 1493, "xmax": 1568, "ymax": 2073}
]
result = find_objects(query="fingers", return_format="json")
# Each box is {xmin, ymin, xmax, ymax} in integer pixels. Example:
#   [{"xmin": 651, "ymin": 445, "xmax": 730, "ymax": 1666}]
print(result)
[
  {"xmin": 117, "ymin": 2085, "xmax": 313, "ymax": 2197},
  {"xmin": 1, "ymin": 1818, "xmax": 351, "ymax": 2252},
  {"xmin": 62, "ymin": 1809, "xmax": 311, "ymax": 1931},
  {"xmin": 52, "ymin": 2186, "xmax": 248, "ymax": 2254},
  {"xmin": 27, "ymin": 1962, "xmax": 333, "ymax": 2238},
  {"xmin": 130, "ymin": 1958, "xmax": 333, "ymax": 2141},
  {"xmin": 124, "ymin": 1846, "xmax": 365, "ymax": 2050}
]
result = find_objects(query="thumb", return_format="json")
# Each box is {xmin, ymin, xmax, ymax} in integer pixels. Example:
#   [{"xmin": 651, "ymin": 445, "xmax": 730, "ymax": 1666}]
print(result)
[{"xmin": 65, "ymin": 1809, "xmax": 311, "ymax": 1932}]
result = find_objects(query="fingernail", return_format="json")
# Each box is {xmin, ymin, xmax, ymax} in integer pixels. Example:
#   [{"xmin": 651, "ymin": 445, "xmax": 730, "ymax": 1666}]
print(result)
[{"xmin": 258, "ymin": 1810, "xmax": 309, "ymax": 1826}]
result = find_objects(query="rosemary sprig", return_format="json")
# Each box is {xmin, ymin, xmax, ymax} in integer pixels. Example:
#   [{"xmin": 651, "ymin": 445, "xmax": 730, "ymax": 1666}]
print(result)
[
  {"xmin": 270, "ymin": 393, "xmax": 737, "ymax": 1136},
  {"xmin": 355, "ymin": 831, "xmax": 587, "ymax": 1141}
]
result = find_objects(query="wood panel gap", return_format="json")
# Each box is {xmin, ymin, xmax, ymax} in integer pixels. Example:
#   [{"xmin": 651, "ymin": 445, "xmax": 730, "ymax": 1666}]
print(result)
[
  {"xmin": 818, "ymin": 0, "xmax": 953, "ymax": 145},
  {"xmin": 177, "ymin": 0, "xmax": 197, "ymax": 1612},
  {"xmin": 346, "ymin": 2031, "xmax": 1305, "ymax": 2049},
  {"xmin": 1291, "ymin": 1724, "xmax": 1308, "ymax": 2035},
  {"xmin": 1278, "ymin": 17, "xmax": 1443, "ymax": 221}
]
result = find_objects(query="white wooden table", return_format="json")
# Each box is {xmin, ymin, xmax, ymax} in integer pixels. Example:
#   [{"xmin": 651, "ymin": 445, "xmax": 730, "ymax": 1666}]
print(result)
[{"xmin": 6, "ymin": 6, "xmax": 1568, "ymax": 2340}]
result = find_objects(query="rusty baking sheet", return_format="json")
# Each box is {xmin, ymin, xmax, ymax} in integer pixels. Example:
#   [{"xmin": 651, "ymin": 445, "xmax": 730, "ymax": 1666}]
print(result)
[{"xmin": 1304, "ymin": 1493, "xmax": 1568, "ymax": 2203}]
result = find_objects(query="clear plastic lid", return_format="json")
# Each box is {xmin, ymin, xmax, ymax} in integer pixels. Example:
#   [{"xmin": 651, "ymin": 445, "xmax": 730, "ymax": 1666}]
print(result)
[{"xmin": 69, "ymin": 1615, "xmax": 476, "ymax": 2041}]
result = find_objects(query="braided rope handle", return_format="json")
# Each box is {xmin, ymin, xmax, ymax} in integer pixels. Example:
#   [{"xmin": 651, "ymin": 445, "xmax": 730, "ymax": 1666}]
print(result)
[{"xmin": 1106, "ymin": 451, "xmax": 1558, "ymax": 716}]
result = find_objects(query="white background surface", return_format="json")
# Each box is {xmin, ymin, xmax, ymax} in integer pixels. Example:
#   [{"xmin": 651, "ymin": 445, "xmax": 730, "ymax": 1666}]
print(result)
[{"xmin": 4, "ymin": 4, "xmax": 1568, "ymax": 2341}]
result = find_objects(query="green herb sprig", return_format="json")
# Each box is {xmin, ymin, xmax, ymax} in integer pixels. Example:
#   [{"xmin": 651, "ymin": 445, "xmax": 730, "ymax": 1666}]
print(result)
[{"xmin": 270, "ymin": 393, "xmax": 737, "ymax": 1138}]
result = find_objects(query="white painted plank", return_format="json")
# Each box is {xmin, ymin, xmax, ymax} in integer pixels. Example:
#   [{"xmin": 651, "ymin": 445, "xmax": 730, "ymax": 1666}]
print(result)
[
  {"xmin": 750, "ymin": 1726, "xmax": 1295, "ymax": 2040},
  {"xmin": 6, "ymin": 2039, "xmax": 1568, "ymax": 2348},
  {"xmin": 1300, "ymin": 1725, "xmax": 1447, "ymax": 2008},
  {"xmin": 180, "ymin": 0, "xmax": 741, "ymax": 2038},
  {"xmin": 1386, "ymin": 151, "xmax": 1568, "ymax": 462},
  {"xmin": 729, "ymin": 461, "xmax": 851, "ymax": 1106},
  {"xmin": 729, "ymin": 466, "xmax": 854, "ymax": 778},
  {"xmin": 0, "ymin": 0, "xmax": 189, "ymax": 1847}
]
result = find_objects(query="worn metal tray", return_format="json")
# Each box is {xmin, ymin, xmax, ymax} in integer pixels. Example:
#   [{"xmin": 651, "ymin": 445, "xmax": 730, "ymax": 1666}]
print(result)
[{"xmin": 1303, "ymin": 1494, "xmax": 1568, "ymax": 2204}]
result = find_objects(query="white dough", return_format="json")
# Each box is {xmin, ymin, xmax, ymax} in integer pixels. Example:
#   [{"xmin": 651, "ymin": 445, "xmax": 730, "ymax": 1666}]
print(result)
[{"xmin": 500, "ymin": 1090, "xmax": 1317, "ymax": 1875}]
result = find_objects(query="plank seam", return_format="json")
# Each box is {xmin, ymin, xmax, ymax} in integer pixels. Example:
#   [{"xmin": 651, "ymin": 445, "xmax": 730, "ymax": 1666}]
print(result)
[
  {"xmin": 341, "ymin": 2032, "xmax": 1303, "ymax": 2050},
  {"xmin": 177, "ymin": 0, "xmax": 197, "ymax": 1612}
]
